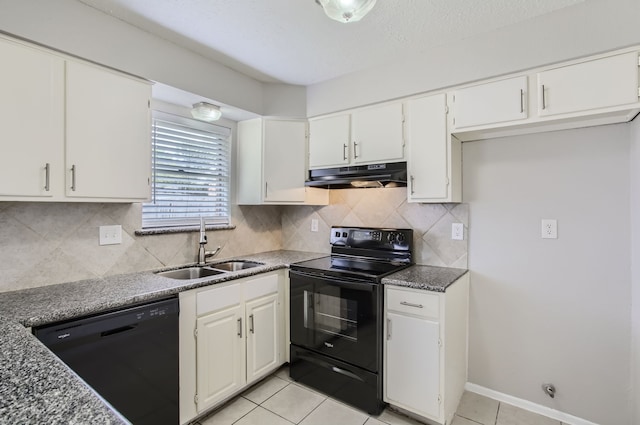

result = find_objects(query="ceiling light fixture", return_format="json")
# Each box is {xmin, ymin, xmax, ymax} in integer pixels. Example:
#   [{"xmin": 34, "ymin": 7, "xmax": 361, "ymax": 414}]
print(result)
[
  {"xmin": 316, "ymin": 0, "xmax": 377, "ymax": 23},
  {"xmin": 191, "ymin": 102, "xmax": 222, "ymax": 122}
]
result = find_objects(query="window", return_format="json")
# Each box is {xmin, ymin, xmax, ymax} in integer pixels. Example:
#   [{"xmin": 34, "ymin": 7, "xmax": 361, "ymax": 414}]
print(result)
[{"xmin": 142, "ymin": 111, "xmax": 231, "ymax": 228}]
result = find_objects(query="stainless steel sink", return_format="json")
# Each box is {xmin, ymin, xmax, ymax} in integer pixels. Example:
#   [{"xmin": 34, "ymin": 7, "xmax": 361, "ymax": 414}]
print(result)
[
  {"xmin": 210, "ymin": 260, "xmax": 264, "ymax": 272},
  {"xmin": 156, "ymin": 266, "xmax": 225, "ymax": 280},
  {"xmin": 156, "ymin": 261, "xmax": 264, "ymax": 280}
]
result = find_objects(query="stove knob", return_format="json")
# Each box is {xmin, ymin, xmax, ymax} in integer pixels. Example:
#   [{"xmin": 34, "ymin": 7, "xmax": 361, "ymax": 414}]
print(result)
[
  {"xmin": 395, "ymin": 233, "xmax": 406, "ymax": 244},
  {"xmin": 387, "ymin": 232, "xmax": 396, "ymax": 243}
]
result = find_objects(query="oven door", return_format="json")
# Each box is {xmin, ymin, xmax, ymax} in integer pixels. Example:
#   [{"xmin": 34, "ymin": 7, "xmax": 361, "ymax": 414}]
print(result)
[{"xmin": 289, "ymin": 270, "xmax": 381, "ymax": 372}]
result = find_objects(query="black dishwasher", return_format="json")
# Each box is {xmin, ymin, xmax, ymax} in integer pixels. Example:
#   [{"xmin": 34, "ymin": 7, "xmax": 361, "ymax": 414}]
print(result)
[{"xmin": 33, "ymin": 297, "xmax": 179, "ymax": 425}]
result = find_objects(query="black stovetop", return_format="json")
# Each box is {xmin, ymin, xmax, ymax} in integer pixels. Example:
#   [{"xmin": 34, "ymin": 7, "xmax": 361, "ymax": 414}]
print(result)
[{"xmin": 290, "ymin": 226, "xmax": 413, "ymax": 282}]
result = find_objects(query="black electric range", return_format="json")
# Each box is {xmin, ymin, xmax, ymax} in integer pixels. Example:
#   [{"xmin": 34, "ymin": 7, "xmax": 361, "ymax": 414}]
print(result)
[{"xmin": 289, "ymin": 226, "xmax": 413, "ymax": 415}]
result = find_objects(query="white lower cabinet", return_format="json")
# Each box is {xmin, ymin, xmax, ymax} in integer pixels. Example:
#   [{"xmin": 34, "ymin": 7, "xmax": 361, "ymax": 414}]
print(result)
[
  {"xmin": 196, "ymin": 303, "xmax": 245, "ymax": 409},
  {"xmin": 384, "ymin": 274, "xmax": 469, "ymax": 425},
  {"xmin": 246, "ymin": 293, "xmax": 280, "ymax": 382},
  {"xmin": 179, "ymin": 271, "xmax": 286, "ymax": 424}
]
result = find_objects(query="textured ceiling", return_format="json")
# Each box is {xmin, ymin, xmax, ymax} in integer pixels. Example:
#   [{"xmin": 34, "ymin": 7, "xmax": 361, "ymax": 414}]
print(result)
[{"xmin": 77, "ymin": 0, "xmax": 584, "ymax": 86}]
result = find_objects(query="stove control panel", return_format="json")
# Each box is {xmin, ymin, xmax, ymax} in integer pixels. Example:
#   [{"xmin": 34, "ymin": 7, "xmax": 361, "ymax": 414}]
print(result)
[{"xmin": 331, "ymin": 227, "xmax": 412, "ymax": 251}]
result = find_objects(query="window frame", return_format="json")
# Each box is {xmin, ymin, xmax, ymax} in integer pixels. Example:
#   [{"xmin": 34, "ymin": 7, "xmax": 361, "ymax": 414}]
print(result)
[{"xmin": 142, "ymin": 110, "xmax": 232, "ymax": 229}]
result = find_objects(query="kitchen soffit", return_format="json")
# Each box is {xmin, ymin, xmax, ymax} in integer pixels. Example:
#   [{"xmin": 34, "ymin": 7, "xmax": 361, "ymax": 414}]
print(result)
[{"xmin": 76, "ymin": 0, "xmax": 584, "ymax": 86}]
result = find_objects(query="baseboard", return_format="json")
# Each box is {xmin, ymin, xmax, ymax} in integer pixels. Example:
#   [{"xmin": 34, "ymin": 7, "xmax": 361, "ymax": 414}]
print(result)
[{"xmin": 464, "ymin": 383, "xmax": 600, "ymax": 425}]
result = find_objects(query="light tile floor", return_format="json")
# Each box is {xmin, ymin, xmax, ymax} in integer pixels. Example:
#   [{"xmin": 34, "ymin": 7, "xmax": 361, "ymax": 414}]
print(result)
[{"xmin": 196, "ymin": 366, "xmax": 568, "ymax": 425}]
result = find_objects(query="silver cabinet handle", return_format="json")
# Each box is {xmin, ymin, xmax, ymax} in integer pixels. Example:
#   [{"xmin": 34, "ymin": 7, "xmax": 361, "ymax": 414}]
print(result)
[
  {"xmin": 410, "ymin": 175, "xmax": 415, "ymax": 195},
  {"xmin": 387, "ymin": 318, "xmax": 392, "ymax": 340},
  {"xmin": 70, "ymin": 165, "xmax": 76, "ymax": 191},
  {"xmin": 343, "ymin": 143, "xmax": 348, "ymax": 160},
  {"xmin": 400, "ymin": 301, "xmax": 423, "ymax": 309},
  {"xmin": 44, "ymin": 163, "xmax": 50, "ymax": 192},
  {"xmin": 249, "ymin": 314, "xmax": 254, "ymax": 334},
  {"xmin": 541, "ymin": 84, "xmax": 546, "ymax": 110},
  {"xmin": 237, "ymin": 317, "xmax": 242, "ymax": 338},
  {"xmin": 353, "ymin": 141, "xmax": 359, "ymax": 159},
  {"xmin": 520, "ymin": 89, "xmax": 525, "ymax": 113}
]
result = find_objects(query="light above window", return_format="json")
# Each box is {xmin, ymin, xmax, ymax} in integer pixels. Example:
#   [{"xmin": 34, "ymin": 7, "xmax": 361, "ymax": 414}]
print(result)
[
  {"xmin": 191, "ymin": 102, "xmax": 222, "ymax": 122},
  {"xmin": 316, "ymin": 0, "xmax": 377, "ymax": 23}
]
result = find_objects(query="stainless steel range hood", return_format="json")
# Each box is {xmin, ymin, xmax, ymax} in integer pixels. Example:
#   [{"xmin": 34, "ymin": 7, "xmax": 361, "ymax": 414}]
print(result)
[{"xmin": 305, "ymin": 162, "xmax": 407, "ymax": 189}]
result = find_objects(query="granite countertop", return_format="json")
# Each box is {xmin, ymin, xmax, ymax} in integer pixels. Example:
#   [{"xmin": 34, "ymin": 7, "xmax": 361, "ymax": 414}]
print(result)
[
  {"xmin": 382, "ymin": 264, "xmax": 468, "ymax": 292},
  {"xmin": 0, "ymin": 250, "xmax": 465, "ymax": 424},
  {"xmin": 0, "ymin": 249, "xmax": 326, "ymax": 425}
]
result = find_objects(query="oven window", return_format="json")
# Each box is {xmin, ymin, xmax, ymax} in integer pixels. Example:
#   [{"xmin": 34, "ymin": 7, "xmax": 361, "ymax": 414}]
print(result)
[{"xmin": 305, "ymin": 291, "xmax": 358, "ymax": 341}]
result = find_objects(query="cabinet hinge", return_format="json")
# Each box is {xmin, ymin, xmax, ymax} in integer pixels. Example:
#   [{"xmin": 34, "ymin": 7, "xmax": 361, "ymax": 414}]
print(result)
[
  {"xmin": 452, "ymin": 117, "xmax": 455, "ymax": 126},
  {"xmin": 637, "ymin": 86, "xmax": 640, "ymax": 98},
  {"xmin": 637, "ymin": 55, "xmax": 640, "ymax": 66},
  {"xmin": 445, "ymin": 105, "xmax": 449, "ymax": 114},
  {"xmin": 438, "ymin": 338, "xmax": 443, "ymax": 347},
  {"xmin": 194, "ymin": 327, "xmax": 198, "ymax": 339},
  {"xmin": 438, "ymin": 395, "xmax": 442, "ymax": 404},
  {"xmin": 148, "ymin": 100, "xmax": 150, "ymax": 108},
  {"xmin": 194, "ymin": 394, "xmax": 198, "ymax": 405},
  {"xmin": 452, "ymin": 94, "xmax": 455, "ymax": 103}
]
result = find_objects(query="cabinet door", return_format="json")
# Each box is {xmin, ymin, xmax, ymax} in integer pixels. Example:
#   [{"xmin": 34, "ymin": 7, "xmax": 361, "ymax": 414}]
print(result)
[
  {"xmin": 196, "ymin": 304, "xmax": 245, "ymax": 412},
  {"xmin": 0, "ymin": 39, "xmax": 64, "ymax": 197},
  {"xmin": 246, "ymin": 293, "xmax": 279, "ymax": 384},
  {"xmin": 351, "ymin": 103, "xmax": 404, "ymax": 164},
  {"xmin": 537, "ymin": 52, "xmax": 639, "ymax": 117},
  {"xmin": 308, "ymin": 115, "xmax": 351, "ymax": 168},
  {"xmin": 385, "ymin": 311, "xmax": 441, "ymax": 420},
  {"xmin": 406, "ymin": 94, "xmax": 449, "ymax": 202},
  {"xmin": 263, "ymin": 120, "xmax": 306, "ymax": 202},
  {"xmin": 66, "ymin": 61, "xmax": 151, "ymax": 200},
  {"xmin": 452, "ymin": 76, "xmax": 528, "ymax": 128}
]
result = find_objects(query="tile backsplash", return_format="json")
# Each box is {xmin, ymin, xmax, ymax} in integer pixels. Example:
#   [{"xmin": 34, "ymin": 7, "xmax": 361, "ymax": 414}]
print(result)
[
  {"xmin": 0, "ymin": 202, "xmax": 282, "ymax": 293},
  {"xmin": 282, "ymin": 187, "xmax": 468, "ymax": 268},
  {"xmin": 0, "ymin": 188, "xmax": 467, "ymax": 293}
]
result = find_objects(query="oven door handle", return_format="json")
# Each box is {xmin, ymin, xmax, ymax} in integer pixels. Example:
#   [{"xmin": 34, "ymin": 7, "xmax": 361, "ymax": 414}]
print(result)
[
  {"xmin": 290, "ymin": 271, "xmax": 375, "ymax": 293},
  {"xmin": 297, "ymin": 352, "xmax": 365, "ymax": 383}
]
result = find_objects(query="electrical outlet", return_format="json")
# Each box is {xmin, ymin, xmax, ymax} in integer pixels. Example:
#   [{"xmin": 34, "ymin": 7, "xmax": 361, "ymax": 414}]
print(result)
[
  {"xmin": 311, "ymin": 218, "xmax": 319, "ymax": 232},
  {"xmin": 541, "ymin": 219, "xmax": 557, "ymax": 239},
  {"xmin": 451, "ymin": 223, "xmax": 464, "ymax": 240},
  {"xmin": 99, "ymin": 225, "xmax": 122, "ymax": 245}
]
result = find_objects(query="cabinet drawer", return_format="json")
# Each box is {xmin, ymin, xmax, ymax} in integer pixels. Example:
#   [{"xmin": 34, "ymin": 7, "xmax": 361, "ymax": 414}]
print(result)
[
  {"xmin": 197, "ymin": 283, "xmax": 241, "ymax": 316},
  {"xmin": 245, "ymin": 273, "xmax": 279, "ymax": 301},
  {"xmin": 386, "ymin": 287, "xmax": 439, "ymax": 319}
]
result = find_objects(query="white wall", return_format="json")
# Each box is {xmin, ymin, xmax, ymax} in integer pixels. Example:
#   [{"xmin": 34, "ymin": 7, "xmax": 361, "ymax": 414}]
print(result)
[
  {"xmin": 463, "ymin": 124, "xmax": 632, "ymax": 424},
  {"xmin": 0, "ymin": 0, "xmax": 306, "ymax": 117},
  {"xmin": 631, "ymin": 118, "xmax": 640, "ymax": 424},
  {"xmin": 307, "ymin": 0, "xmax": 640, "ymax": 116}
]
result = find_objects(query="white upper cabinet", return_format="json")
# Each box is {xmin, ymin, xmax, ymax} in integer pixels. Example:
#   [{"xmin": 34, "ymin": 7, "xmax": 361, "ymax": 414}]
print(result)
[
  {"xmin": 0, "ymin": 38, "xmax": 64, "ymax": 198},
  {"xmin": 451, "ymin": 76, "xmax": 528, "ymax": 129},
  {"xmin": 537, "ymin": 52, "xmax": 639, "ymax": 117},
  {"xmin": 65, "ymin": 61, "xmax": 151, "ymax": 200},
  {"xmin": 308, "ymin": 114, "xmax": 351, "ymax": 168},
  {"xmin": 263, "ymin": 119, "xmax": 307, "ymax": 202},
  {"xmin": 0, "ymin": 35, "xmax": 151, "ymax": 202},
  {"xmin": 406, "ymin": 94, "xmax": 460, "ymax": 203},
  {"xmin": 351, "ymin": 102, "xmax": 404, "ymax": 164},
  {"xmin": 308, "ymin": 103, "xmax": 405, "ymax": 169},
  {"xmin": 237, "ymin": 118, "xmax": 324, "ymax": 205}
]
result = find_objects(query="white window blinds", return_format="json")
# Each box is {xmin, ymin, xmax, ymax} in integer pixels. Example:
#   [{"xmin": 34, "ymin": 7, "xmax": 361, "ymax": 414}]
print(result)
[{"xmin": 142, "ymin": 111, "xmax": 231, "ymax": 228}]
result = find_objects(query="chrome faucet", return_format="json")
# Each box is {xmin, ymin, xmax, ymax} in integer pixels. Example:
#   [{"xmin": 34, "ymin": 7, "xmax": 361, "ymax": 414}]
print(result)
[{"xmin": 197, "ymin": 217, "xmax": 221, "ymax": 266}]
